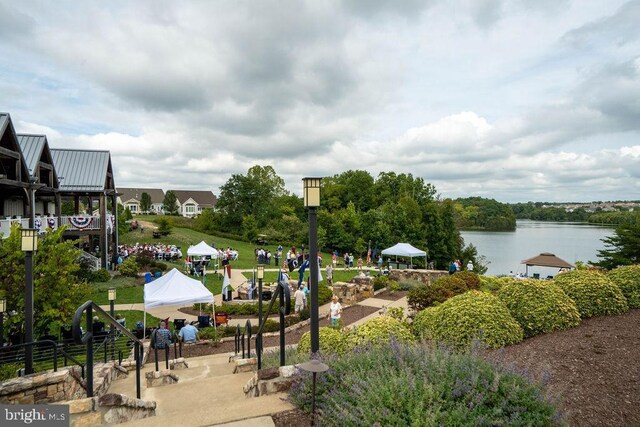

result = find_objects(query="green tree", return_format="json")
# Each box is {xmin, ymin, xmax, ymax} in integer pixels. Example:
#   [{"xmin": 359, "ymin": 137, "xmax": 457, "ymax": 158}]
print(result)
[
  {"xmin": 242, "ymin": 214, "xmax": 259, "ymax": 243},
  {"xmin": 595, "ymin": 215, "xmax": 640, "ymax": 269},
  {"xmin": 156, "ymin": 217, "xmax": 173, "ymax": 236},
  {"xmin": 216, "ymin": 165, "xmax": 287, "ymax": 233},
  {"xmin": 0, "ymin": 225, "xmax": 91, "ymax": 335},
  {"xmin": 163, "ymin": 191, "xmax": 179, "ymax": 215},
  {"xmin": 140, "ymin": 192, "xmax": 152, "ymax": 213}
]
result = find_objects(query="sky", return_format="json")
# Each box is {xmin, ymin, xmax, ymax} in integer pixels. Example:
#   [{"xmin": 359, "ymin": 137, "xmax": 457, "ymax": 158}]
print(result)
[{"xmin": 1, "ymin": 0, "xmax": 639, "ymax": 203}]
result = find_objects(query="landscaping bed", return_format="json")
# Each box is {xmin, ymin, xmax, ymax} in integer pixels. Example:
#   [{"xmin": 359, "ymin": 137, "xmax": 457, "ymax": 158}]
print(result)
[{"xmin": 373, "ymin": 290, "xmax": 408, "ymax": 301}]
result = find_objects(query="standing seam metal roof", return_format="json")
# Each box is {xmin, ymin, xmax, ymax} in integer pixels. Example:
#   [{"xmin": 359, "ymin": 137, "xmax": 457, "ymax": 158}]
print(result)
[
  {"xmin": 16, "ymin": 135, "xmax": 47, "ymax": 174},
  {"xmin": 50, "ymin": 149, "xmax": 113, "ymax": 192}
]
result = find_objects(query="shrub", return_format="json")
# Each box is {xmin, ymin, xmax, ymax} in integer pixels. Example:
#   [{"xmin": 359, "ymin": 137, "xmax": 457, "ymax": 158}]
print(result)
[
  {"xmin": 151, "ymin": 261, "xmax": 168, "ymax": 272},
  {"xmin": 479, "ymin": 276, "xmax": 512, "ymax": 293},
  {"xmin": 118, "ymin": 258, "xmax": 139, "ymax": 277},
  {"xmin": 497, "ymin": 280, "xmax": 581, "ymax": 338},
  {"xmin": 198, "ymin": 327, "xmax": 220, "ymax": 342},
  {"xmin": 553, "ymin": 270, "xmax": 628, "ymax": 318},
  {"xmin": 290, "ymin": 342, "xmax": 559, "ymax": 426},
  {"xmin": 91, "ymin": 268, "xmax": 111, "ymax": 283},
  {"xmin": 397, "ymin": 279, "xmax": 422, "ymax": 291},
  {"xmin": 606, "ymin": 265, "xmax": 640, "ymax": 308},
  {"xmin": 385, "ymin": 306, "xmax": 404, "ymax": 321},
  {"xmin": 407, "ymin": 276, "xmax": 467, "ymax": 312},
  {"xmin": 0, "ymin": 363, "xmax": 20, "ymax": 381},
  {"xmin": 407, "ymin": 284, "xmax": 451, "ymax": 312},
  {"xmin": 373, "ymin": 275, "xmax": 389, "ymax": 291},
  {"xmin": 318, "ymin": 284, "xmax": 333, "ymax": 305},
  {"xmin": 297, "ymin": 326, "xmax": 352, "ymax": 356},
  {"xmin": 453, "ymin": 271, "xmax": 481, "ymax": 290},
  {"xmin": 352, "ymin": 316, "xmax": 415, "ymax": 348},
  {"xmin": 388, "ymin": 280, "xmax": 400, "ymax": 292},
  {"xmin": 413, "ymin": 291, "xmax": 523, "ymax": 350}
]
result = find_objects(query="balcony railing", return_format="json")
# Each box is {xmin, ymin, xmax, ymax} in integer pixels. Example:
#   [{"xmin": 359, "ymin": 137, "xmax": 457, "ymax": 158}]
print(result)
[{"xmin": 0, "ymin": 214, "xmax": 115, "ymax": 238}]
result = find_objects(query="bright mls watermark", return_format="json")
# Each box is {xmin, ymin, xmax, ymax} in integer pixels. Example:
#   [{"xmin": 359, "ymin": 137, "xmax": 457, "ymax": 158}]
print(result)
[{"xmin": 1, "ymin": 405, "xmax": 68, "ymax": 426}]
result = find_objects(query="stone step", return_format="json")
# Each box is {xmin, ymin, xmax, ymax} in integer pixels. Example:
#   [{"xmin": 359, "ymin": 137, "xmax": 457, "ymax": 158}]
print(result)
[{"xmin": 108, "ymin": 351, "xmax": 293, "ymax": 426}]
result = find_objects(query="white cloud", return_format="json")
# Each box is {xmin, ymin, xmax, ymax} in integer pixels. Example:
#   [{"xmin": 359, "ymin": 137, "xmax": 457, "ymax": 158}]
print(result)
[{"xmin": 2, "ymin": 0, "xmax": 639, "ymax": 202}]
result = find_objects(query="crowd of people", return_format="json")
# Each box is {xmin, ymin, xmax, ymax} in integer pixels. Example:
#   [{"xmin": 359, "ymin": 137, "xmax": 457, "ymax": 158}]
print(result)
[{"xmin": 117, "ymin": 243, "xmax": 183, "ymax": 262}]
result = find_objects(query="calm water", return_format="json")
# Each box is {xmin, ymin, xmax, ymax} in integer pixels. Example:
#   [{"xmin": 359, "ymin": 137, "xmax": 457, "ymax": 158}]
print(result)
[{"xmin": 460, "ymin": 220, "xmax": 615, "ymax": 277}]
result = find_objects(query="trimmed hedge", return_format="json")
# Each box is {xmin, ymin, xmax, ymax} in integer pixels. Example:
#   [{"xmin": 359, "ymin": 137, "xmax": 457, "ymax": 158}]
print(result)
[
  {"xmin": 452, "ymin": 271, "xmax": 481, "ymax": 290},
  {"xmin": 553, "ymin": 270, "xmax": 628, "ymax": 318},
  {"xmin": 497, "ymin": 280, "xmax": 581, "ymax": 338},
  {"xmin": 412, "ymin": 290, "xmax": 524, "ymax": 350},
  {"xmin": 479, "ymin": 276, "xmax": 512, "ymax": 293},
  {"xmin": 351, "ymin": 316, "xmax": 415, "ymax": 348},
  {"xmin": 407, "ymin": 276, "xmax": 467, "ymax": 312},
  {"xmin": 606, "ymin": 265, "xmax": 640, "ymax": 308},
  {"xmin": 297, "ymin": 327, "xmax": 351, "ymax": 356}
]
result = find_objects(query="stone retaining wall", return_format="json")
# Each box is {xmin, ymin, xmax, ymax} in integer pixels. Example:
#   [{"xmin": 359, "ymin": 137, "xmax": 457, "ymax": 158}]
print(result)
[
  {"xmin": 57, "ymin": 393, "xmax": 156, "ymax": 426},
  {"xmin": 332, "ymin": 276, "xmax": 374, "ymax": 305},
  {"xmin": 0, "ymin": 367, "xmax": 85, "ymax": 404},
  {"xmin": 388, "ymin": 269, "xmax": 449, "ymax": 286},
  {"xmin": 244, "ymin": 365, "xmax": 298, "ymax": 397}
]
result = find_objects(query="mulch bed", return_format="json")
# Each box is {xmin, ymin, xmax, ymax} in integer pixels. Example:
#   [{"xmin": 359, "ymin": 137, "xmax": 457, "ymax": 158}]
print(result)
[
  {"xmin": 373, "ymin": 290, "xmax": 408, "ymax": 301},
  {"xmin": 486, "ymin": 309, "xmax": 640, "ymax": 427}
]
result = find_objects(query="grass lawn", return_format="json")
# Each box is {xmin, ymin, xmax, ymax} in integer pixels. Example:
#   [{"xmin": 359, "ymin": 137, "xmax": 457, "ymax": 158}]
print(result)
[{"xmin": 120, "ymin": 216, "xmax": 337, "ymax": 270}]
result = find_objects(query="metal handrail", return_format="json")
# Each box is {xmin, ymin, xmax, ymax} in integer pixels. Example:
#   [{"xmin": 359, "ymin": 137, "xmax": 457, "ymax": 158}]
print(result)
[
  {"xmin": 254, "ymin": 278, "xmax": 291, "ymax": 368},
  {"xmin": 73, "ymin": 300, "xmax": 143, "ymax": 399},
  {"xmin": 0, "ymin": 340, "xmax": 85, "ymax": 378}
]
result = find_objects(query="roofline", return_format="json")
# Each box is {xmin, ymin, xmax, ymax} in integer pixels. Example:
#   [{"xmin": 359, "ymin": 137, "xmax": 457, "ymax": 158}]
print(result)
[{"xmin": 50, "ymin": 148, "xmax": 111, "ymax": 154}]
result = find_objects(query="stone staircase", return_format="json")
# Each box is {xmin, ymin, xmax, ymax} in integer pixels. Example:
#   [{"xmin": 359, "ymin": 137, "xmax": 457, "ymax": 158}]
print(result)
[{"xmin": 107, "ymin": 352, "xmax": 294, "ymax": 426}]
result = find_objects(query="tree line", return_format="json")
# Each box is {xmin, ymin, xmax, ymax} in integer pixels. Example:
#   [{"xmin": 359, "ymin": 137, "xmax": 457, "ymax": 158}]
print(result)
[{"xmin": 193, "ymin": 166, "xmax": 485, "ymax": 272}]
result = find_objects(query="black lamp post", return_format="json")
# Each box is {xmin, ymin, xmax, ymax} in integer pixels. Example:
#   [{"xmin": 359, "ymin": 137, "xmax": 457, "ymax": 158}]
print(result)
[
  {"xmin": 298, "ymin": 359, "xmax": 329, "ymax": 426},
  {"xmin": 108, "ymin": 288, "xmax": 116, "ymax": 360},
  {"xmin": 21, "ymin": 228, "xmax": 38, "ymax": 375},
  {"xmin": 0, "ymin": 297, "xmax": 6, "ymax": 348},
  {"xmin": 256, "ymin": 265, "xmax": 264, "ymax": 324},
  {"xmin": 303, "ymin": 177, "xmax": 322, "ymax": 354}
]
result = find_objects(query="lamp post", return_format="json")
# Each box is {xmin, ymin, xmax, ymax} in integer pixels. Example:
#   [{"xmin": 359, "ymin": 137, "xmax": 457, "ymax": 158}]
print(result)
[
  {"xmin": 108, "ymin": 288, "xmax": 116, "ymax": 360},
  {"xmin": 0, "ymin": 297, "xmax": 6, "ymax": 348},
  {"xmin": 303, "ymin": 177, "xmax": 322, "ymax": 354},
  {"xmin": 256, "ymin": 265, "xmax": 264, "ymax": 324},
  {"xmin": 298, "ymin": 359, "xmax": 329, "ymax": 426},
  {"xmin": 21, "ymin": 228, "xmax": 38, "ymax": 374}
]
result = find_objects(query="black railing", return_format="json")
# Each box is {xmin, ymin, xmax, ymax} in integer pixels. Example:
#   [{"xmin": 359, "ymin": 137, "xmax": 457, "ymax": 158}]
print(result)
[
  {"xmin": 0, "ymin": 340, "xmax": 85, "ymax": 378},
  {"xmin": 254, "ymin": 278, "xmax": 290, "ymax": 369},
  {"xmin": 150, "ymin": 330, "xmax": 182, "ymax": 371},
  {"xmin": 73, "ymin": 301, "xmax": 143, "ymax": 399}
]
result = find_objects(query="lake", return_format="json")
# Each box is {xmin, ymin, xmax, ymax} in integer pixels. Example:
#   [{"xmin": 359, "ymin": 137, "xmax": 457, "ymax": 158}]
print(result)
[{"xmin": 460, "ymin": 220, "xmax": 615, "ymax": 277}]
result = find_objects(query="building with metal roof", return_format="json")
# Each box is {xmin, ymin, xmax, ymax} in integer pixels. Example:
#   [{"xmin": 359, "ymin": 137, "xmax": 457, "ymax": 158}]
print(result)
[
  {"xmin": 50, "ymin": 148, "xmax": 115, "ymax": 194},
  {"xmin": 117, "ymin": 187, "xmax": 165, "ymax": 214}
]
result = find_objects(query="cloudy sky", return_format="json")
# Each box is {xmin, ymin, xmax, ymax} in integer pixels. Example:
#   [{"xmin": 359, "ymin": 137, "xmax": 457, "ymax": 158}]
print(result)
[{"xmin": 1, "ymin": 0, "xmax": 639, "ymax": 203}]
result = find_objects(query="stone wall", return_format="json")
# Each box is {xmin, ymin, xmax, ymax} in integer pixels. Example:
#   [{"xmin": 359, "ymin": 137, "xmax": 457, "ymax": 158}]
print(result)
[
  {"xmin": 0, "ymin": 367, "xmax": 85, "ymax": 404},
  {"xmin": 332, "ymin": 276, "xmax": 374, "ymax": 305},
  {"xmin": 0, "ymin": 362, "xmax": 129, "ymax": 405},
  {"xmin": 244, "ymin": 365, "xmax": 298, "ymax": 397},
  {"xmin": 388, "ymin": 269, "xmax": 449, "ymax": 286},
  {"xmin": 59, "ymin": 393, "xmax": 156, "ymax": 426}
]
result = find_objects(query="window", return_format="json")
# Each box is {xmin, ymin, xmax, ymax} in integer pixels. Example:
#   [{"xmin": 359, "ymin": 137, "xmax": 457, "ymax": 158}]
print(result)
[{"xmin": 185, "ymin": 204, "xmax": 196, "ymax": 213}]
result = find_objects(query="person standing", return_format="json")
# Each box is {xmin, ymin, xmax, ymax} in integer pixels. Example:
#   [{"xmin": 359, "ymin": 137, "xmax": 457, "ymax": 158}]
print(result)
[
  {"xmin": 326, "ymin": 264, "xmax": 334, "ymax": 285},
  {"xmin": 294, "ymin": 286, "xmax": 306, "ymax": 313},
  {"xmin": 154, "ymin": 321, "xmax": 172, "ymax": 349},
  {"xmin": 328, "ymin": 296, "xmax": 342, "ymax": 327},
  {"xmin": 466, "ymin": 260, "xmax": 474, "ymax": 271},
  {"xmin": 357, "ymin": 257, "xmax": 363, "ymax": 271},
  {"xmin": 449, "ymin": 261, "xmax": 456, "ymax": 275},
  {"xmin": 344, "ymin": 253, "xmax": 350, "ymax": 270}
]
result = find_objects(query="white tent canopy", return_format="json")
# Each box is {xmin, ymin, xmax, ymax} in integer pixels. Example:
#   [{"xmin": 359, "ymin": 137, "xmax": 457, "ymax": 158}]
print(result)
[
  {"xmin": 143, "ymin": 268, "xmax": 215, "ymax": 332},
  {"xmin": 381, "ymin": 243, "xmax": 427, "ymax": 268},
  {"xmin": 144, "ymin": 268, "xmax": 214, "ymax": 309},
  {"xmin": 187, "ymin": 241, "xmax": 218, "ymax": 258}
]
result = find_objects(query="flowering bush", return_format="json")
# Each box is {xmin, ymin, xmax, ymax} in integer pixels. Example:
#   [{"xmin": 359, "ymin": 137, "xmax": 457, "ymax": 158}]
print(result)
[
  {"xmin": 553, "ymin": 270, "xmax": 628, "ymax": 318},
  {"xmin": 606, "ymin": 265, "xmax": 640, "ymax": 308},
  {"xmin": 351, "ymin": 316, "xmax": 415, "ymax": 348},
  {"xmin": 297, "ymin": 327, "xmax": 352, "ymax": 356},
  {"xmin": 453, "ymin": 271, "xmax": 481, "ymax": 290},
  {"xmin": 289, "ymin": 342, "xmax": 559, "ymax": 426},
  {"xmin": 497, "ymin": 280, "xmax": 581, "ymax": 337},
  {"xmin": 412, "ymin": 290, "xmax": 523, "ymax": 350}
]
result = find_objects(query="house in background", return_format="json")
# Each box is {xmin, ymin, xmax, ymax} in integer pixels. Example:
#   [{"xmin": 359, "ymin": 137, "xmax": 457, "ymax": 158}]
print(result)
[
  {"xmin": 117, "ymin": 188, "xmax": 165, "ymax": 214},
  {"xmin": 170, "ymin": 190, "xmax": 217, "ymax": 218}
]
